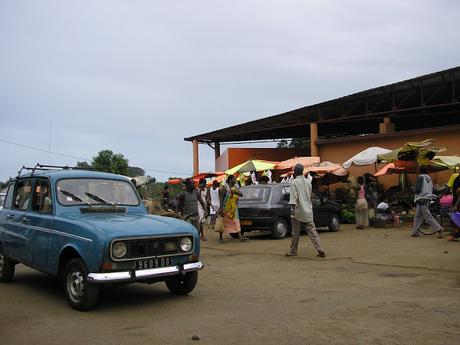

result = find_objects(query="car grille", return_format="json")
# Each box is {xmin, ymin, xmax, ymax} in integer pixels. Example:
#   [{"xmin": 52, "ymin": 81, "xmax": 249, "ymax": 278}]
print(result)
[{"xmin": 112, "ymin": 236, "xmax": 192, "ymax": 261}]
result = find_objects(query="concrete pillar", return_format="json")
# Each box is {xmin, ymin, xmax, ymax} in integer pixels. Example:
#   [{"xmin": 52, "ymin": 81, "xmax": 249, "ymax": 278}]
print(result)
[
  {"xmin": 310, "ymin": 122, "xmax": 318, "ymax": 157},
  {"xmin": 192, "ymin": 140, "xmax": 199, "ymax": 176},
  {"xmin": 214, "ymin": 142, "xmax": 220, "ymax": 161},
  {"xmin": 379, "ymin": 117, "xmax": 395, "ymax": 134}
]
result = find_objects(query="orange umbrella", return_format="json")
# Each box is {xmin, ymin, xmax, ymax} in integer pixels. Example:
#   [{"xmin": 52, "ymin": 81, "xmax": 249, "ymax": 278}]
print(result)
[
  {"xmin": 206, "ymin": 173, "xmax": 226, "ymax": 187},
  {"xmin": 275, "ymin": 157, "xmax": 320, "ymax": 170},
  {"xmin": 374, "ymin": 160, "xmax": 448, "ymax": 177},
  {"xmin": 167, "ymin": 178, "xmax": 183, "ymax": 185},
  {"xmin": 374, "ymin": 163, "xmax": 404, "ymax": 177},
  {"xmin": 304, "ymin": 161, "xmax": 343, "ymax": 174},
  {"xmin": 192, "ymin": 172, "xmax": 225, "ymax": 180}
]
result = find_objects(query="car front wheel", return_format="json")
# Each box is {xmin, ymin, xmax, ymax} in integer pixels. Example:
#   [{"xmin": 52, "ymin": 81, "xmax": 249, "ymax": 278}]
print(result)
[
  {"xmin": 328, "ymin": 213, "xmax": 341, "ymax": 232},
  {"xmin": 272, "ymin": 218, "xmax": 288, "ymax": 239},
  {"xmin": 63, "ymin": 258, "xmax": 99, "ymax": 311},
  {"xmin": 166, "ymin": 271, "xmax": 198, "ymax": 295},
  {"xmin": 0, "ymin": 245, "xmax": 15, "ymax": 283}
]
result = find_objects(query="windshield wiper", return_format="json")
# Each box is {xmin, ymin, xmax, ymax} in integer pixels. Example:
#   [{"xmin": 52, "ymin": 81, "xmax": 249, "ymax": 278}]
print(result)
[
  {"xmin": 85, "ymin": 192, "xmax": 115, "ymax": 206},
  {"xmin": 60, "ymin": 189, "xmax": 88, "ymax": 203}
]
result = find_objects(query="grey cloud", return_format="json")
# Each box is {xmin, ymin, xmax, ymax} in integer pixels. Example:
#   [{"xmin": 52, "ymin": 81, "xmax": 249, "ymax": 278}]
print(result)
[{"xmin": 1, "ymin": 0, "xmax": 459, "ymax": 181}]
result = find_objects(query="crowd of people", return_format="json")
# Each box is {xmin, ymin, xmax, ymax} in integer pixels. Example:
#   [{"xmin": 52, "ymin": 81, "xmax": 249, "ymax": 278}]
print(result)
[
  {"xmin": 172, "ymin": 175, "xmax": 248, "ymax": 243},
  {"xmin": 155, "ymin": 165, "xmax": 460, "ymax": 256},
  {"xmin": 351, "ymin": 167, "xmax": 460, "ymax": 241},
  {"xmin": 156, "ymin": 166, "xmax": 326, "ymax": 257}
]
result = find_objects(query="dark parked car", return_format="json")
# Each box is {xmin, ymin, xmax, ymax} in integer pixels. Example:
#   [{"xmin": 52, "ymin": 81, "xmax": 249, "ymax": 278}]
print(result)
[{"xmin": 237, "ymin": 183, "xmax": 341, "ymax": 239}]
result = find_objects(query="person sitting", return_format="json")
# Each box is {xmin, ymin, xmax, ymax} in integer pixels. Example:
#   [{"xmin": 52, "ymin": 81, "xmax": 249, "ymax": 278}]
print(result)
[{"xmin": 376, "ymin": 199, "xmax": 400, "ymax": 227}]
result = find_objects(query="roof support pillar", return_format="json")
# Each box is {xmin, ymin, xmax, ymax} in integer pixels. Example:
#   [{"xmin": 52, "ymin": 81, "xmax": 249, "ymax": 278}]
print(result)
[
  {"xmin": 214, "ymin": 142, "xmax": 220, "ymax": 161},
  {"xmin": 193, "ymin": 140, "xmax": 199, "ymax": 176},
  {"xmin": 310, "ymin": 122, "xmax": 318, "ymax": 156},
  {"xmin": 379, "ymin": 117, "xmax": 395, "ymax": 134}
]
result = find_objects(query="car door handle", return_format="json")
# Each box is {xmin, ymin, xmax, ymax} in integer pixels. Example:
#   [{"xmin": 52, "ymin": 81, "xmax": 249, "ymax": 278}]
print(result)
[
  {"xmin": 6, "ymin": 214, "xmax": 14, "ymax": 220},
  {"xmin": 22, "ymin": 217, "xmax": 30, "ymax": 223}
]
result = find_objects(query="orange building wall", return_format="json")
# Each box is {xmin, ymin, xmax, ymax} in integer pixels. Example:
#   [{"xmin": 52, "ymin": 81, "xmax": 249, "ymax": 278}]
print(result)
[
  {"xmin": 318, "ymin": 126, "xmax": 460, "ymax": 189},
  {"xmin": 215, "ymin": 147, "xmax": 306, "ymax": 172},
  {"xmin": 214, "ymin": 126, "xmax": 459, "ymax": 190}
]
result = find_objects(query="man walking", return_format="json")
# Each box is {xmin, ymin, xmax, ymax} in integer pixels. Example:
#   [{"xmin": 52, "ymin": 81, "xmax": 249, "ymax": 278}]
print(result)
[
  {"xmin": 411, "ymin": 166, "xmax": 443, "ymax": 237},
  {"xmin": 286, "ymin": 164, "xmax": 326, "ymax": 258}
]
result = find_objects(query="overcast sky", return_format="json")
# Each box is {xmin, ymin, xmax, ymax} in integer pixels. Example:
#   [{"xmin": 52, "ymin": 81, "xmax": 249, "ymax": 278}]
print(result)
[{"xmin": 1, "ymin": 0, "xmax": 459, "ymax": 182}]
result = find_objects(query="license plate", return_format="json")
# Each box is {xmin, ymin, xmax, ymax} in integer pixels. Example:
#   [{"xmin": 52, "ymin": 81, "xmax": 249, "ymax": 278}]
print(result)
[
  {"xmin": 240, "ymin": 220, "xmax": 252, "ymax": 226},
  {"xmin": 136, "ymin": 257, "xmax": 171, "ymax": 270}
]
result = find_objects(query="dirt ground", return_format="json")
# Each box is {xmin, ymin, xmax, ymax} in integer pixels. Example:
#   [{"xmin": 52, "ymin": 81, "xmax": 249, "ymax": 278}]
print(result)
[{"xmin": 1, "ymin": 224, "xmax": 459, "ymax": 345}]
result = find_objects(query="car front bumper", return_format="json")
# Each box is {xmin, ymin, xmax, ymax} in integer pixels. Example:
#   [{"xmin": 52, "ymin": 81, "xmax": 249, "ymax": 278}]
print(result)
[{"xmin": 87, "ymin": 261, "xmax": 204, "ymax": 284}]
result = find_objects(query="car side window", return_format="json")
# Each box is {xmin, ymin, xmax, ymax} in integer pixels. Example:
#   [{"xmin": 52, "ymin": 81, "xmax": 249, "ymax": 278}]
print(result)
[
  {"xmin": 14, "ymin": 179, "xmax": 32, "ymax": 211},
  {"xmin": 32, "ymin": 180, "xmax": 53, "ymax": 214},
  {"xmin": 281, "ymin": 187, "xmax": 290, "ymax": 201},
  {"xmin": 3, "ymin": 182, "xmax": 16, "ymax": 209}
]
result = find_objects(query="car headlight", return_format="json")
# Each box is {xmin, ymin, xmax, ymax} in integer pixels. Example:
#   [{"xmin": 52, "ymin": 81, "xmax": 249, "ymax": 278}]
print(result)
[
  {"xmin": 112, "ymin": 242, "xmax": 127, "ymax": 258},
  {"xmin": 180, "ymin": 237, "xmax": 193, "ymax": 252}
]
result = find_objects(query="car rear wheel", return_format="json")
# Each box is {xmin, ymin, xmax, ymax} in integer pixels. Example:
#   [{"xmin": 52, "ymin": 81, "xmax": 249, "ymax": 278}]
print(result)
[
  {"xmin": 0, "ymin": 244, "xmax": 15, "ymax": 283},
  {"xmin": 272, "ymin": 218, "xmax": 288, "ymax": 239},
  {"xmin": 328, "ymin": 213, "xmax": 341, "ymax": 232},
  {"xmin": 63, "ymin": 258, "xmax": 99, "ymax": 311},
  {"xmin": 166, "ymin": 271, "xmax": 198, "ymax": 295}
]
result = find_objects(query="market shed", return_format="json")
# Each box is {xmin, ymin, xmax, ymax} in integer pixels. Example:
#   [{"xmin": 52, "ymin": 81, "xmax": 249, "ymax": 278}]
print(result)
[{"xmin": 185, "ymin": 66, "xmax": 460, "ymax": 175}]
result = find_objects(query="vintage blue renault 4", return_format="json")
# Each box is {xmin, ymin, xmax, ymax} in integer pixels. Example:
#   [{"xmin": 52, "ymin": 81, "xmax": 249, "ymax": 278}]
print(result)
[{"xmin": 0, "ymin": 165, "xmax": 203, "ymax": 311}]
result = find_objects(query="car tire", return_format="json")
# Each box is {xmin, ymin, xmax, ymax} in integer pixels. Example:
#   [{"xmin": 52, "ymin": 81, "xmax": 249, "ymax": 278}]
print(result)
[
  {"xmin": 63, "ymin": 258, "xmax": 99, "ymax": 311},
  {"xmin": 0, "ymin": 244, "xmax": 15, "ymax": 283},
  {"xmin": 328, "ymin": 213, "xmax": 341, "ymax": 232},
  {"xmin": 272, "ymin": 218, "xmax": 288, "ymax": 239},
  {"xmin": 166, "ymin": 271, "xmax": 198, "ymax": 295}
]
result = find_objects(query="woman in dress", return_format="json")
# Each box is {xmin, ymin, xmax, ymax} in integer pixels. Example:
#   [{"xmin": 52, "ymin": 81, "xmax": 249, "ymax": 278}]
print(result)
[
  {"xmin": 220, "ymin": 175, "xmax": 248, "ymax": 242},
  {"xmin": 355, "ymin": 176, "xmax": 369, "ymax": 229}
]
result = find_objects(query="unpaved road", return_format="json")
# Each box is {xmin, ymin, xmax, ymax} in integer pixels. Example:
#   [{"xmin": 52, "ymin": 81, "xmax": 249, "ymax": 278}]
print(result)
[{"xmin": 1, "ymin": 225, "xmax": 459, "ymax": 345}]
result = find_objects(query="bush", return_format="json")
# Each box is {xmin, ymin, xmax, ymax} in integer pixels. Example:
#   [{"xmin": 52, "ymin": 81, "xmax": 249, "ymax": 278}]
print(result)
[{"xmin": 341, "ymin": 208, "xmax": 356, "ymax": 224}]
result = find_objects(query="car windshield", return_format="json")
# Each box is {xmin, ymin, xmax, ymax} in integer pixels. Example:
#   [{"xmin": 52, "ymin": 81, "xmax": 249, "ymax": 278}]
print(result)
[
  {"xmin": 240, "ymin": 187, "xmax": 271, "ymax": 201},
  {"xmin": 57, "ymin": 178, "xmax": 139, "ymax": 206}
]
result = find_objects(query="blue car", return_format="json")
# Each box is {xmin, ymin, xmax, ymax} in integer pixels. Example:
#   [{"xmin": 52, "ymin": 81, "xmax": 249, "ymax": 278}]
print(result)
[{"xmin": 0, "ymin": 166, "xmax": 203, "ymax": 310}]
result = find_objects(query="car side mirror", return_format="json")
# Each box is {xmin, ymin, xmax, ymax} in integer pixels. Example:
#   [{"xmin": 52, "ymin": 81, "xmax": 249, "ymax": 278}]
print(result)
[{"xmin": 282, "ymin": 194, "xmax": 290, "ymax": 201}]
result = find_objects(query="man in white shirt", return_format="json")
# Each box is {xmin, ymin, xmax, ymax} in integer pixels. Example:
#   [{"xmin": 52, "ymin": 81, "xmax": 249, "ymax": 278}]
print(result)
[{"xmin": 286, "ymin": 164, "xmax": 326, "ymax": 258}]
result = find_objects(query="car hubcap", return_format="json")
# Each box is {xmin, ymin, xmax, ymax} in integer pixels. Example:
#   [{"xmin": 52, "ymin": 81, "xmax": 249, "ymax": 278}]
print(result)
[
  {"xmin": 67, "ymin": 271, "xmax": 85, "ymax": 303},
  {"xmin": 332, "ymin": 217, "xmax": 339, "ymax": 230},
  {"xmin": 276, "ymin": 222, "xmax": 287, "ymax": 236}
]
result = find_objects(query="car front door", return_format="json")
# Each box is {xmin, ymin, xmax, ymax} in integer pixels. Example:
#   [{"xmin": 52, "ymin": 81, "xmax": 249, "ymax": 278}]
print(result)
[
  {"xmin": 26, "ymin": 178, "xmax": 54, "ymax": 269},
  {"xmin": 311, "ymin": 191, "xmax": 328, "ymax": 227},
  {"xmin": 2, "ymin": 179, "xmax": 33, "ymax": 262}
]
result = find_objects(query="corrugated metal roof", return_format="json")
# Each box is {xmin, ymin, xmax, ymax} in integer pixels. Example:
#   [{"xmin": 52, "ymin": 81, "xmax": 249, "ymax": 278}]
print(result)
[{"xmin": 185, "ymin": 66, "xmax": 460, "ymax": 143}]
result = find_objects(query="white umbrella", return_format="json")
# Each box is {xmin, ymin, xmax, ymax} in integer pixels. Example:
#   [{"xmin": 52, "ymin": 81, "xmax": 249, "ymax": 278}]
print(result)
[{"xmin": 342, "ymin": 147, "xmax": 392, "ymax": 169}]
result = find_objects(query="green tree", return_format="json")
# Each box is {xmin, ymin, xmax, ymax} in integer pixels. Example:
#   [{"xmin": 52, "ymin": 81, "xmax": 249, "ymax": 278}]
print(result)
[
  {"xmin": 92, "ymin": 150, "xmax": 129, "ymax": 175},
  {"xmin": 0, "ymin": 177, "xmax": 13, "ymax": 191},
  {"xmin": 127, "ymin": 166, "xmax": 145, "ymax": 177},
  {"xmin": 76, "ymin": 161, "xmax": 92, "ymax": 169}
]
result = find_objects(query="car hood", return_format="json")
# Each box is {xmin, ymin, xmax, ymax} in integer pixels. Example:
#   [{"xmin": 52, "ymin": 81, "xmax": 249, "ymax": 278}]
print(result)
[{"xmin": 61, "ymin": 212, "xmax": 197, "ymax": 239}]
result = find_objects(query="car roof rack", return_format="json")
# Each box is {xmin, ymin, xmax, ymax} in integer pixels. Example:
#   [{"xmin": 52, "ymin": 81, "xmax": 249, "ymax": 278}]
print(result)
[{"xmin": 16, "ymin": 163, "xmax": 97, "ymax": 179}]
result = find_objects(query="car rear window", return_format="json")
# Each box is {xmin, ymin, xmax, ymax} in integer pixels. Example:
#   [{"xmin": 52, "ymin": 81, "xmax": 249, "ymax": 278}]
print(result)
[{"xmin": 240, "ymin": 187, "xmax": 271, "ymax": 202}]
